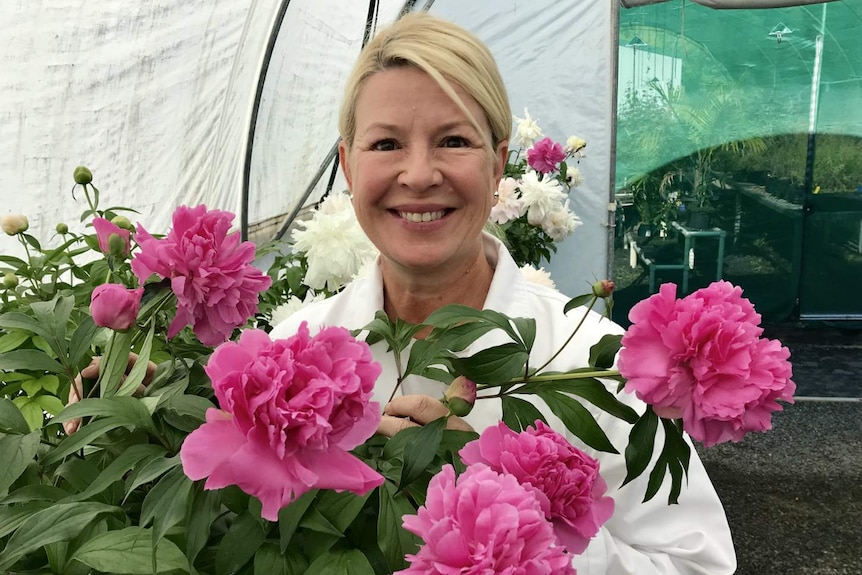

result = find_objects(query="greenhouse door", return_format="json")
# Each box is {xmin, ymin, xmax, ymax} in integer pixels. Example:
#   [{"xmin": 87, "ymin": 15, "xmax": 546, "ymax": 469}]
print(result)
[{"xmin": 798, "ymin": 191, "xmax": 862, "ymax": 320}]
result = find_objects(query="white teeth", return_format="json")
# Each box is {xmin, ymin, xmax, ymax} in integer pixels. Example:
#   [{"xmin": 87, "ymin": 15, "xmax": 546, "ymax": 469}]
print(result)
[{"xmin": 398, "ymin": 210, "xmax": 445, "ymax": 223}]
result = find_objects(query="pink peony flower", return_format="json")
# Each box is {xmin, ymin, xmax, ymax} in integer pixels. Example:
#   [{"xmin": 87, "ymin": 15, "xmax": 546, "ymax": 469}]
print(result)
[
  {"xmin": 92, "ymin": 217, "xmax": 130, "ymax": 256},
  {"xmin": 89, "ymin": 283, "xmax": 143, "ymax": 331},
  {"xmin": 460, "ymin": 421, "xmax": 614, "ymax": 554},
  {"xmin": 618, "ymin": 281, "xmax": 796, "ymax": 446},
  {"xmin": 397, "ymin": 464, "xmax": 576, "ymax": 575},
  {"xmin": 527, "ymin": 137, "xmax": 566, "ymax": 174},
  {"xmin": 131, "ymin": 205, "xmax": 272, "ymax": 346},
  {"xmin": 180, "ymin": 325, "xmax": 384, "ymax": 521}
]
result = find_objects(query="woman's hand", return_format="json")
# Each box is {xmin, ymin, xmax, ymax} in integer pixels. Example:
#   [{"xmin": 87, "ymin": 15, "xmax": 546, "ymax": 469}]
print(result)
[
  {"xmin": 63, "ymin": 353, "xmax": 157, "ymax": 435},
  {"xmin": 378, "ymin": 394, "xmax": 474, "ymax": 437}
]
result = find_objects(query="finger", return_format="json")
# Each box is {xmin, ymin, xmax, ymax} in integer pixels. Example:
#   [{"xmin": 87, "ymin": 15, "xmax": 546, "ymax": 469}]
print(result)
[
  {"xmin": 384, "ymin": 394, "xmax": 449, "ymax": 426},
  {"xmin": 377, "ymin": 414, "xmax": 419, "ymax": 438},
  {"xmin": 63, "ymin": 418, "xmax": 81, "ymax": 435},
  {"xmin": 444, "ymin": 415, "xmax": 475, "ymax": 433},
  {"xmin": 80, "ymin": 357, "xmax": 101, "ymax": 380},
  {"xmin": 126, "ymin": 353, "xmax": 158, "ymax": 386}
]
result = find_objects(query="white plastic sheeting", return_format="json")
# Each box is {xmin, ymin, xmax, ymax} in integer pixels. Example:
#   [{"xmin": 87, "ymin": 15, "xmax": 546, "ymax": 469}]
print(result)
[{"xmin": 1, "ymin": 0, "xmax": 615, "ymax": 297}]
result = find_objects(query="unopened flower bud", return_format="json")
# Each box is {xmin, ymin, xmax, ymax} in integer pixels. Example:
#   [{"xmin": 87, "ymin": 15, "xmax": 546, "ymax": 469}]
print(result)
[
  {"xmin": 56, "ymin": 222, "xmax": 69, "ymax": 234},
  {"xmin": 1, "ymin": 214, "xmax": 29, "ymax": 236},
  {"xmin": 108, "ymin": 233, "xmax": 127, "ymax": 258},
  {"xmin": 592, "ymin": 279, "xmax": 615, "ymax": 298},
  {"xmin": 73, "ymin": 166, "xmax": 93, "ymax": 185},
  {"xmin": 442, "ymin": 376, "xmax": 477, "ymax": 417},
  {"xmin": 3, "ymin": 272, "xmax": 18, "ymax": 289},
  {"xmin": 110, "ymin": 215, "xmax": 133, "ymax": 231}
]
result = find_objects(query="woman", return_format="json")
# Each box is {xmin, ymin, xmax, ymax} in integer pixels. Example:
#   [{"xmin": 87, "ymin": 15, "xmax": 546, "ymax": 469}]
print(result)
[{"xmin": 272, "ymin": 12, "xmax": 736, "ymax": 574}]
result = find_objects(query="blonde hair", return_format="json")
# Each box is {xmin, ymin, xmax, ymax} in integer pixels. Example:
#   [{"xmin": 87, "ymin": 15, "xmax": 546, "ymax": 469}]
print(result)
[{"xmin": 338, "ymin": 12, "xmax": 511, "ymax": 151}]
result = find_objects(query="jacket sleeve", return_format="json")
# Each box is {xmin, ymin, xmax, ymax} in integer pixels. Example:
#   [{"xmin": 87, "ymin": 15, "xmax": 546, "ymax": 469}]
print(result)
[{"xmin": 570, "ymin": 389, "xmax": 737, "ymax": 575}]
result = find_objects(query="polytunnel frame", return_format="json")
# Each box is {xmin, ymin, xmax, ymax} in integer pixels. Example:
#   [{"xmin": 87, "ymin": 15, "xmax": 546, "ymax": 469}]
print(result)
[{"xmin": 240, "ymin": 0, "xmax": 425, "ymax": 243}]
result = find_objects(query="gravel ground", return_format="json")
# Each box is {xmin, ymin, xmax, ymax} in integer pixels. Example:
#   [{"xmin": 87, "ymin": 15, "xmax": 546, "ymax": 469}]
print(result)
[{"xmin": 697, "ymin": 401, "xmax": 862, "ymax": 575}]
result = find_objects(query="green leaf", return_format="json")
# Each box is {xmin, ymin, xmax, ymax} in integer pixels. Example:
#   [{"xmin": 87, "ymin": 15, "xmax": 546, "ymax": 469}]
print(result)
[
  {"xmin": 69, "ymin": 316, "xmax": 98, "ymax": 370},
  {"xmin": 398, "ymin": 417, "xmax": 446, "ymax": 489},
  {"xmin": 125, "ymin": 454, "xmax": 182, "ymax": 496},
  {"xmin": 33, "ymin": 394, "xmax": 66, "ymax": 416},
  {"xmin": 0, "ymin": 348, "xmax": 65, "ymax": 373},
  {"xmin": 12, "ymin": 396, "xmax": 44, "ymax": 430},
  {"xmin": 54, "ymin": 396, "xmax": 157, "ymax": 434},
  {"xmin": 117, "ymin": 322, "xmax": 155, "ymax": 396},
  {"xmin": 254, "ymin": 542, "xmax": 294, "ymax": 575},
  {"xmin": 22, "ymin": 374, "xmax": 61, "ymax": 396},
  {"xmin": 41, "ymin": 418, "xmax": 128, "ymax": 466},
  {"xmin": 278, "ymin": 489, "xmax": 317, "ymax": 552},
  {"xmin": 97, "ymin": 330, "xmax": 134, "ymax": 397},
  {"xmin": 501, "ymin": 395, "xmax": 548, "ymax": 432},
  {"xmin": 378, "ymin": 482, "xmax": 419, "ymax": 571},
  {"xmin": 140, "ymin": 466, "xmax": 193, "ymax": 546},
  {"xmin": 589, "ymin": 334, "xmax": 622, "ymax": 370},
  {"xmin": 533, "ymin": 390, "xmax": 618, "ymax": 453},
  {"xmin": 563, "ymin": 293, "xmax": 595, "ymax": 314},
  {"xmin": 215, "ymin": 511, "xmax": 266, "ymax": 575},
  {"xmin": 2, "ymin": 484, "xmax": 70, "ymax": 504},
  {"xmin": 158, "ymin": 393, "xmax": 214, "ymax": 423},
  {"xmin": 622, "ymin": 407, "xmax": 659, "ymax": 487},
  {"xmin": 185, "ymin": 483, "xmax": 222, "ymax": 563},
  {"xmin": 66, "ymin": 444, "xmax": 166, "ymax": 503},
  {"xmin": 359, "ymin": 311, "xmax": 400, "ymax": 354},
  {"xmin": 0, "ymin": 500, "xmax": 51, "ymax": 539},
  {"xmin": 0, "ymin": 432, "xmax": 40, "ymax": 494},
  {"xmin": 312, "ymin": 490, "xmax": 371, "ymax": 534},
  {"xmin": 449, "ymin": 343, "xmax": 528, "ymax": 385},
  {"xmin": 0, "ymin": 330, "xmax": 30, "ymax": 353},
  {"xmin": 0, "ymin": 311, "xmax": 56, "ymax": 346},
  {"xmin": 511, "ymin": 316, "xmax": 536, "ymax": 353},
  {"xmin": 0, "ymin": 502, "xmax": 121, "ymax": 571},
  {"xmin": 70, "ymin": 526, "xmax": 189, "ymax": 574},
  {"xmin": 30, "ymin": 295, "xmax": 74, "ymax": 358},
  {"xmin": 522, "ymin": 376, "xmax": 638, "ymax": 423},
  {"xmin": 0, "ymin": 397, "xmax": 31, "ymax": 434},
  {"xmin": 304, "ymin": 549, "xmax": 375, "ymax": 575}
]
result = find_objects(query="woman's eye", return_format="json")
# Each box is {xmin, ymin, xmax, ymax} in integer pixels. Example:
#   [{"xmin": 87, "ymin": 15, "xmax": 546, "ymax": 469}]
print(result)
[
  {"xmin": 372, "ymin": 139, "xmax": 397, "ymax": 151},
  {"xmin": 442, "ymin": 136, "xmax": 469, "ymax": 148}
]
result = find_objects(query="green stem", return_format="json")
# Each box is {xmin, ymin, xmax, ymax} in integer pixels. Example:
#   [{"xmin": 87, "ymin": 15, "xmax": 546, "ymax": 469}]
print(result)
[{"xmin": 532, "ymin": 295, "xmax": 598, "ymax": 374}]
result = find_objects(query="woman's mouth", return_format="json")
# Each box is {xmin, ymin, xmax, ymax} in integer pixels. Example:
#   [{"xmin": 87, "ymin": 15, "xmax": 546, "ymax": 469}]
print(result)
[{"xmin": 397, "ymin": 209, "xmax": 448, "ymax": 223}]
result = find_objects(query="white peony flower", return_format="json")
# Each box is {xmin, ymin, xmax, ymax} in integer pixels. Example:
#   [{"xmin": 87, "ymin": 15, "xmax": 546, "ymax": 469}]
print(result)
[
  {"xmin": 565, "ymin": 166, "xmax": 585, "ymax": 188},
  {"xmin": 565, "ymin": 135, "xmax": 587, "ymax": 156},
  {"xmin": 512, "ymin": 108, "xmax": 543, "ymax": 148},
  {"xmin": 519, "ymin": 264, "xmax": 556, "ymax": 290},
  {"xmin": 269, "ymin": 291, "xmax": 327, "ymax": 326},
  {"xmin": 517, "ymin": 170, "xmax": 567, "ymax": 227},
  {"xmin": 291, "ymin": 197, "xmax": 379, "ymax": 292},
  {"xmin": 489, "ymin": 177, "xmax": 524, "ymax": 224},
  {"xmin": 541, "ymin": 200, "xmax": 582, "ymax": 242},
  {"xmin": 317, "ymin": 190, "xmax": 354, "ymax": 216}
]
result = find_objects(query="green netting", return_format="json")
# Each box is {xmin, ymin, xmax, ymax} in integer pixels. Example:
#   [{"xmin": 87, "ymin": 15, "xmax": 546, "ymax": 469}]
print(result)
[{"xmin": 612, "ymin": 0, "xmax": 862, "ymax": 326}]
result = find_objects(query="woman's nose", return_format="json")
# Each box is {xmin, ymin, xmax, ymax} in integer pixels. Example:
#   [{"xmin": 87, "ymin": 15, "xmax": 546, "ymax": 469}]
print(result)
[{"xmin": 397, "ymin": 147, "xmax": 443, "ymax": 191}]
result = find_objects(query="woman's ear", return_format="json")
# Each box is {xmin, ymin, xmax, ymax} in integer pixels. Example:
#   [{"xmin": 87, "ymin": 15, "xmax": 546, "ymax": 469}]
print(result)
[
  {"xmin": 338, "ymin": 139, "xmax": 353, "ymax": 189},
  {"xmin": 494, "ymin": 139, "xmax": 509, "ymax": 185}
]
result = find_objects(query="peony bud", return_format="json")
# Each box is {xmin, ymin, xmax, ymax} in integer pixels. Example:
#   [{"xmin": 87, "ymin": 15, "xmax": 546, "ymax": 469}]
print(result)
[
  {"xmin": 3, "ymin": 272, "xmax": 18, "ymax": 289},
  {"xmin": 56, "ymin": 222, "xmax": 69, "ymax": 234},
  {"xmin": 592, "ymin": 279, "xmax": 615, "ymax": 298},
  {"xmin": 92, "ymin": 217, "xmax": 130, "ymax": 256},
  {"xmin": 108, "ymin": 233, "xmax": 128, "ymax": 258},
  {"xmin": 442, "ymin": 376, "xmax": 477, "ymax": 417},
  {"xmin": 90, "ymin": 284, "xmax": 144, "ymax": 331},
  {"xmin": 1, "ymin": 214, "xmax": 29, "ymax": 236},
  {"xmin": 110, "ymin": 215, "xmax": 134, "ymax": 231},
  {"xmin": 73, "ymin": 166, "xmax": 93, "ymax": 185}
]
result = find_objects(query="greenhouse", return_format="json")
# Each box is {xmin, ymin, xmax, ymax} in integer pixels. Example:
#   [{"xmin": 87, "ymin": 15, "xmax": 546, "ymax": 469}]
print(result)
[{"xmin": 0, "ymin": 1, "xmax": 859, "ymax": 575}]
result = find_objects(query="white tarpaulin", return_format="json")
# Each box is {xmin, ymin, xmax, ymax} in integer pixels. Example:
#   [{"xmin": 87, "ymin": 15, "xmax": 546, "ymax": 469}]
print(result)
[{"xmin": 1, "ymin": 0, "xmax": 615, "ymax": 297}]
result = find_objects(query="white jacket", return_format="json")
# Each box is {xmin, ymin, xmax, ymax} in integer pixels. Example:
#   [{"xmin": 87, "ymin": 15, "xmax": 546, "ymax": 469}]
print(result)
[{"xmin": 271, "ymin": 234, "xmax": 736, "ymax": 575}]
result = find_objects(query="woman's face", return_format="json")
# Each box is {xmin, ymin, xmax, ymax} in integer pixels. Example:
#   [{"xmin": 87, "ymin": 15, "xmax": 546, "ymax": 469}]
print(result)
[{"xmin": 340, "ymin": 67, "xmax": 508, "ymax": 275}]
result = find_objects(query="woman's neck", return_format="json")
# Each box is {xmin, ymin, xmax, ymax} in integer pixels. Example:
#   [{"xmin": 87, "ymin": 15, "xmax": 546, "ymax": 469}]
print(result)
[{"xmin": 381, "ymin": 249, "xmax": 494, "ymax": 326}]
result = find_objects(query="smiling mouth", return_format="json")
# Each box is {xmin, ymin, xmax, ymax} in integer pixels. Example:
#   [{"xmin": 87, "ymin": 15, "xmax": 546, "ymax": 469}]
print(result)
[{"xmin": 397, "ymin": 209, "xmax": 448, "ymax": 223}]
